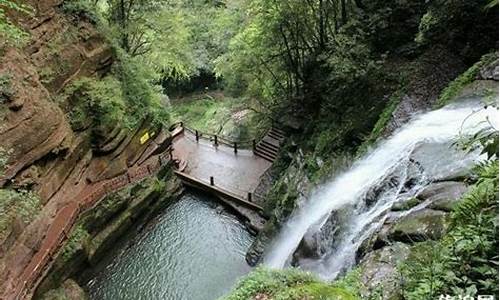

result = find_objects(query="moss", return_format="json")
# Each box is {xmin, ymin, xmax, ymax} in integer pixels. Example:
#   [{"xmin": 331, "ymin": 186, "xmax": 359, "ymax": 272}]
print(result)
[
  {"xmin": 357, "ymin": 91, "xmax": 402, "ymax": 156},
  {"xmin": 60, "ymin": 225, "xmax": 89, "ymax": 261},
  {"xmin": 391, "ymin": 197, "xmax": 422, "ymax": 211},
  {"xmin": 436, "ymin": 52, "xmax": 498, "ymax": 108},
  {"xmin": 223, "ymin": 267, "xmax": 358, "ymax": 300}
]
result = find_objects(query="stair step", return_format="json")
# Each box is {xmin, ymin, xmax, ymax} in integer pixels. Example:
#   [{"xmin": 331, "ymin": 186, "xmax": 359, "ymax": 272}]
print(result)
[
  {"xmin": 260, "ymin": 139, "xmax": 280, "ymax": 151},
  {"xmin": 267, "ymin": 131, "xmax": 284, "ymax": 141},
  {"xmin": 256, "ymin": 145, "xmax": 278, "ymax": 157},
  {"xmin": 271, "ymin": 128, "xmax": 285, "ymax": 136},
  {"xmin": 254, "ymin": 149, "xmax": 275, "ymax": 162},
  {"xmin": 262, "ymin": 136, "xmax": 281, "ymax": 148}
]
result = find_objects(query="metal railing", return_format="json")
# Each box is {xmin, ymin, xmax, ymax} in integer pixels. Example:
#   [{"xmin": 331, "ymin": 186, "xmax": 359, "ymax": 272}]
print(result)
[{"xmin": 170, "ymin": 122, "xmax": 268, "ymax": 152}]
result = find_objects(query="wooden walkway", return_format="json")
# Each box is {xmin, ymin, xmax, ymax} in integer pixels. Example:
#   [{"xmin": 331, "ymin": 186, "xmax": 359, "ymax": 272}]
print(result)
[{"xmin": 170, "ymin": 123, "xmax": 285, "ymax": 211}]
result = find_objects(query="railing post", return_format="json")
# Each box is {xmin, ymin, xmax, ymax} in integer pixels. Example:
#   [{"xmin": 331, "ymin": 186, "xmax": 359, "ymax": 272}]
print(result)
[
  {"xmin": 252, "ymin": 139, "xmax": 256, "ymax": 151},
  {"xmin": 248, "ymin": 192, "xmax": 252, "ymax": 202},
  {"xmin": 234, "ymin": 142, "xmax": 238, "ymax": 154},
  {"xmin": 214, "ymin": 135, "xmax": 218, "ymax": 146},
  {"xmin": 210, "ymin": 176, "xmax": 214, "ymax": 186},
  {"xmin": 196, "ymin": 130, "xmax": 199, "ymax": 142}
]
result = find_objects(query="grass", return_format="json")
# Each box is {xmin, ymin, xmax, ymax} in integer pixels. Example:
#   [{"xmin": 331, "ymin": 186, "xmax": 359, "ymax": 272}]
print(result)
[
  {"xmin": 170, "ymin": 93, "xmax": 269, "ymax": 141},
  {"xmin": 223, "ymin": 267, "xmax": 358, "ymax": 300}
]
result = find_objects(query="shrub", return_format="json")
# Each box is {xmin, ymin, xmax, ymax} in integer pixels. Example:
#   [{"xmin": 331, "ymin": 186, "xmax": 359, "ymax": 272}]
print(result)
[
  {"xmin": 223, "ymin": 267, "xmax": 357, "ymax": 300},
  {"xmin": 400, "ymin": 159, "xmax": 499, "ymax": 299},
  {"xmin": 0, "ymin": 189, "xmax": 41, "ymax": 242},
  {"xmin": 65, "ymin": 76, "xmax": 127, "ymax": 132},
  {"xmin": 0, "ymin": 0, "xmax": 32, "ymax": 49},
  {"xmin": 61, "ymin": 225, "xmax": 90, "ymax": 261}
]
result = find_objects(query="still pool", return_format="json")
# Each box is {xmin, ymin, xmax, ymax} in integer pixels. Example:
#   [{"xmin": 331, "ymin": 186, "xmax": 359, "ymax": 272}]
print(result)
[{"xmin": 86, "ymin": 191, "xmax": 253, "ymax": 300}]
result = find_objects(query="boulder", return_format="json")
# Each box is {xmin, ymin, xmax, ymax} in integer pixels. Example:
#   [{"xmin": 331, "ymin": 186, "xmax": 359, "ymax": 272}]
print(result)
[
  {"xmin": 409, "ymin": 142, "xmax": 477, "ymax": 182},
  {"xmin": 391, "ymin": 197, "xmax": 421, "ymax": 212},
  {"xmin": 359, "ymin": 242, "xmax": 411, "ymax": 300},
  {"xmin": 479, "ymin": 58, "xmax": 499, "ymax": 81},
  {"xmin": 39, "ymin": 279, "xmax": 87, "ymax": 300},
  {"xmin": 417, "ymin": 181, "xmax": 469, "ymax": 211},
  {"xmin": 388, "ymin": 209, "xmax": 449, "ymax": 243}
]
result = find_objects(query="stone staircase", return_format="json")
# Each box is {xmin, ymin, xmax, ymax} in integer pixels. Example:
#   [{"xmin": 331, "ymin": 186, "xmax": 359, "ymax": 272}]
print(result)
[{"xmin": 254, "ymin": 127, "xmax": 285, "ymax": 162}]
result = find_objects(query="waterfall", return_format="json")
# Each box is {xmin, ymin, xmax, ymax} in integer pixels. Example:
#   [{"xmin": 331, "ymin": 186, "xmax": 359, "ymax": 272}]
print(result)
[{"xmin": 263, "ymin": 100, "xmax": 498, "ymax": 279}]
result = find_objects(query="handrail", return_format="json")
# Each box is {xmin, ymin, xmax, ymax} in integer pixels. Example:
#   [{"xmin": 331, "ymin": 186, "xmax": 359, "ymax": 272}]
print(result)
[{"xmin": 170, "ymin": 122, "xmax": 269, "ymax": 150}]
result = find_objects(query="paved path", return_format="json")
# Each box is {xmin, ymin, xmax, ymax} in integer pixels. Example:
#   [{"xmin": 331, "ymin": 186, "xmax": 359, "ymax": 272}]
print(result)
[{"xmin": 172, "ymin": 130, "xmax": 272, "ymax": 201}]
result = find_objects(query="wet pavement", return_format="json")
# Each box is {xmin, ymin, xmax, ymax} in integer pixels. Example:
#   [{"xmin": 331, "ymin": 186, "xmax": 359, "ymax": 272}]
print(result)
[{"xmin": 171, "ymin": 131, "xmax": 272, "ymax": 199}]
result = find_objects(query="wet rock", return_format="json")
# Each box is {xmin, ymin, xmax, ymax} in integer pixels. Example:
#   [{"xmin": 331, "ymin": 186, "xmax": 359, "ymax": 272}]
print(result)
[
  {"xmin": 293, "ymin": 212, "xmax": 339, "ymax": 264},
  {"xmin": 410, "ymin": 142, "xmax": 477, "ymax": 182},
  {"xmin": 247, "ymin": 156, "xmax": 312, "ymax": 265},
  {"xmin": 388, "ymin": 209, "xmax": 449, "ymax": 243},
  {"xmin": 359, "ymin": 242, "xmax": 411, "ymax": 300},
  {"xmin": 479, "ymin": 58, "xmax": 499, "ymax": 81},
  {"xmin": 417, "ymin": 181, "xmax": 469, "ymax": 211},
  {"xmin": 391, "ymin": 197, "xmax": 421, "ymax": 212}
]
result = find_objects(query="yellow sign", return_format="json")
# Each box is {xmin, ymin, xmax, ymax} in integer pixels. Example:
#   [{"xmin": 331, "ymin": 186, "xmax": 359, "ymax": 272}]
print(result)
[{"xmin": 140, "ymin": 132, "xmax": 150, "ymax": 145}]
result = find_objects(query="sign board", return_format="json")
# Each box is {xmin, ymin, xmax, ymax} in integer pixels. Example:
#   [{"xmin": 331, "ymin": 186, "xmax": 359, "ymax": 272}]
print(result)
[{"xmin": 140, "ymin": 132, "xmax": 150, "ymax": 145}]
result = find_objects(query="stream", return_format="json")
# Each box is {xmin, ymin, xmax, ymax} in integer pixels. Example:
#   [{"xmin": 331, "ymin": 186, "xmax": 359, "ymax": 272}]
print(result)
[
  {"xmin": 85, "ymin": 191, "xmax": 253, "ymax": 300},
  {"xmin": 264, "ymin": 99, "xmax": 498, "ymax": 279}
]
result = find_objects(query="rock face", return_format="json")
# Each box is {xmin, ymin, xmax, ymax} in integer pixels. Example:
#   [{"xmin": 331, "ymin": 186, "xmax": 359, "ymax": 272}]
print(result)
[
  {"xmin": 35, "ymin": 169, "xmax": 183, "ymax": 298},
  {"xmin": 382, "ymin": 47, "xmax": 466, "ymax": 136},
  {"xmin": 39, "ymin": 279, "xmax": 87, "ymax": 300},
  {"xmin": 359, "ymin": 243, "xmax": 411, "ymax": 300},
  {"xmin": 246, "ymin": 153, "xmax": 313, "ymax": 266},
  {"xmin": 417, "ymin": 181, "xmax": 469, "ymax": 211},
  {"xmin": 0, "ymin": 1, "xmax": 164, "ymax": 296},
  {"xmin": 479, "ymin": 58, "xmax": 499, "ymax": 81},
  {"xmin": 388, "ymin": 209, "xmax": 449, "ymax": 243}
]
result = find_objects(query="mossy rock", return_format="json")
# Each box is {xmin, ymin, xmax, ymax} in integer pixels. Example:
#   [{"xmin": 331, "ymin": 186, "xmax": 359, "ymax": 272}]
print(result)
[
  {"xmin": 389, "ymin": 209, "xmax": 449, "ymax": 243},
  {"xmin": 391, "ymin": 197, "xmax": 421, "ymax": 211},
  {"xmin": 277, "ymin": 282, "xmax": 357, "ymax": 300},
  {"xmin": 223, "ymin": 267, "xmax": 357, "ymax": 300},
  {"xmin": 38, "ymin": 279, "xmax": 87, "ymax": 300},
  {"xmin": 359, "ymin": 243, "xmax": 411, "ymax": 300}
]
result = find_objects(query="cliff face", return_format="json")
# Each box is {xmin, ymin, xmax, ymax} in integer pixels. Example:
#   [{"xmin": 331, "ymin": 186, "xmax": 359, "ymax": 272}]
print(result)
[{"xmin": 0, "ymin": 0, "xmax": 161, "ymax": 293}]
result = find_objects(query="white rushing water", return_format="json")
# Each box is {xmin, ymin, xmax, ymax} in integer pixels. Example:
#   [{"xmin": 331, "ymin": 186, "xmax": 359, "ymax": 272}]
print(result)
[{"xmin": 264, "ymin": 100, "xmax": 498, "ymax": 278}]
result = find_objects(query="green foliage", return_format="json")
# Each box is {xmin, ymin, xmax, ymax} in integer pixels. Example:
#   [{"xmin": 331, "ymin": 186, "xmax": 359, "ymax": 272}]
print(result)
[
  {"xmin": 171, "ymin": 94, "xmax": 268, "ymax": 141},
  {"xmin": 401, "ymin": 158, "xmax": 499, "ymax": 299},
  {"xmin": 0, "ymin": 189, "xmax": 41, "ymax": 242},
  {"xmin": 65, "ymin": 76, "xmax": 127, "ymax": 132},
  {"xmin": 61, "ymin": 0, "xmax": 103, "ymax": 24},
  {"xmin": 415, "ymin": 0, "xmax": 497, "ymax": 63},
  {"xmin": 223, "ymin": 267, "xmax": 357, "ymax": 300},
  {"xmin": 0, "ymin": 0, "xmax": 32, "ymax": 49},
  {"xmin": 436, "ymin": 65, "xmax": 480, "ymax": 107},
  {"xmin": 61, "ymin": 225, "xmax": 90, "ymax": 261}
]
